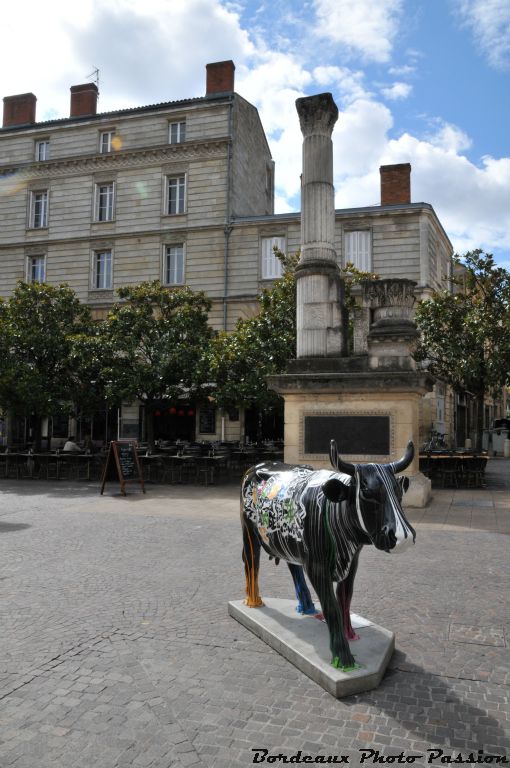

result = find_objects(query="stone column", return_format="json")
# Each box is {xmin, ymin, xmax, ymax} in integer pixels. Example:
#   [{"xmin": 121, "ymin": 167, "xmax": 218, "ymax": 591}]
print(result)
[{"xmin": 295, "ymin": 93, "xmax": 346, "ymax": 358}]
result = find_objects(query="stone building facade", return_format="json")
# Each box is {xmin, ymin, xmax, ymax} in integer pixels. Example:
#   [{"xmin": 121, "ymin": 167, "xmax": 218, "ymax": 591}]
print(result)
[{"xmin": 0, "ymin": 61, "xmax": 464, "ymax": 447}]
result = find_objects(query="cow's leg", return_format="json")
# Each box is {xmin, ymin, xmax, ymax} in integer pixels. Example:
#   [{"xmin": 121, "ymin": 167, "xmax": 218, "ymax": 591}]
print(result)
[
  {"xmin": 336, "ymin": 550, "xmax": 361, "ymax": 641},
  {"xmin": 242, "ymin": 521, "xmax": 264, "ymax": 607},
  {"xmin": 306, "ymin": 562, "xmax": 356, "ymax": 669},
  {"xmin": 287, "ymin": 563, "xmax": 317, "ymax": 615}
]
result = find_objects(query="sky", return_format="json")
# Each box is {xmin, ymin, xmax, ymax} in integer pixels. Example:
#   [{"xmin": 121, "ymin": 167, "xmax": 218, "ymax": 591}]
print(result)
[{"xmin": 2, "ymin": 0, "xmax": 510, "ymax": 268}]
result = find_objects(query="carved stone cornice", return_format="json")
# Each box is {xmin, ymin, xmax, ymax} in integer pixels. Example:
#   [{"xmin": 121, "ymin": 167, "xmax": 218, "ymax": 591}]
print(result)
[
  {"xmin": 362, "ymin": 278, "xmax": 417, "ymax": 309},
  {"xmin": 0, "ymin": 138, "xmax": 229, "ymax": 181}
]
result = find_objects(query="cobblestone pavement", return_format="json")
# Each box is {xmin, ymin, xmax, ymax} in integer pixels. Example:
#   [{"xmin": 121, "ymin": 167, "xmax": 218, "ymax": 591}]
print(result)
[{"xmin": 0, "ymin": 460, "xmax": 509, "ymax": 767}]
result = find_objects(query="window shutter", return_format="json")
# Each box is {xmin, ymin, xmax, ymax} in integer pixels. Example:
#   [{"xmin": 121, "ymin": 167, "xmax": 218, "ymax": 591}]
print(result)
[
  {"xmin": 345, "ymin": 231, "xmax": 371, "ymax": 272},
  {"xmin": 261, "ymin": 236, "xmax": 285, "ymax": 279}
]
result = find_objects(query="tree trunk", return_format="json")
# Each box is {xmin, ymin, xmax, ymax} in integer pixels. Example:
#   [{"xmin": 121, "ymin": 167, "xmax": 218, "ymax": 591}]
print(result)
[
  {"xmin": 146, "ymin": 406, "xmax": 155, "ymax": 451},
  {"xmin": 32, "ymin": 415, "xmax": 43, "ymax": 452},
  {"xmin": 474, "ymin": 393, "xmax": 485, "ymax": 452}
]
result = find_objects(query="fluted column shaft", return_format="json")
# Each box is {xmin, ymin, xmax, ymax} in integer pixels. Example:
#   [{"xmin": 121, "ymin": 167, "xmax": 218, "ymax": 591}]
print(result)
[{"xmin": 295, "ymin": 93, "xmax": 345, "ymax": 358}]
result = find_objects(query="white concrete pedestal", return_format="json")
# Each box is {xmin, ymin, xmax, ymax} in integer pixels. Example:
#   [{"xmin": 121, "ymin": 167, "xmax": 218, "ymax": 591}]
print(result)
[{"xmin": 228, "ymin": 598, "xmax": 395, "ymax": 698}]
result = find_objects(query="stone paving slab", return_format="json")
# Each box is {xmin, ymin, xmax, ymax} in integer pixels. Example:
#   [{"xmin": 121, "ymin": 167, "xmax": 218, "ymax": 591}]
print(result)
[{"xmin": 0, "ymin": 459, "xmax": 509, "ymax": 766}]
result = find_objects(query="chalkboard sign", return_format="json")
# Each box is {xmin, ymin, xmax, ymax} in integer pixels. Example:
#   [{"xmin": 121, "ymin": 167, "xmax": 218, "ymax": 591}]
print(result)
[
  {"xmin": 100, "ymin": 440, "xmax": 145, "ymax": 496},
  {"xmin": 304, "ymin": 415, "xmax": 390, "ymax": 456}
]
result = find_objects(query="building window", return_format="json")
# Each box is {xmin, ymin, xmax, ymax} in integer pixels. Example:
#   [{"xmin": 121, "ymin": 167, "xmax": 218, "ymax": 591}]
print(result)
[
  {"xmin": 344, "ymin": 230, "xmax": 371, "ymax": 272},
  {"xmin": 261, "ymin": 236, "xmax": 285, "ymax": 279},
  {"xmin": 35, "ymin": 140, "xmax": 49, "ymax": 161},
  {"xmin": 93, "ymin": 250, "xmax": 112, "ymax": 289},
  {"xmin": 99, "ymin": 130, "xmax": 115, "ymax": 153},
  {"xmin": 29, "ymin": 190, "xmax": 49, "ymax": 228},
  {"xmin": 95, "ymin": 182, "xmax": 115, "ymax": 222},
  {"xmin": 169, "ymin": 121, "xmax": 186, "ymax": 144},
  {"xmin": 164, "ymin": 244, "xmax": 184, "ymax": 285},
  {"xmin": 167, "ymin": 175, "xmax": 186, "ymax": 215},
  {"xmin": 27, "ymin": 255, "xmax": 46, "ymax": 283}
]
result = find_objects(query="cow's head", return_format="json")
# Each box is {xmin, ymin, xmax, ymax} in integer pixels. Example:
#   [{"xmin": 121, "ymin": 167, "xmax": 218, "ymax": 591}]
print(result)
[{"xmin": 324, "ymin": 440, "xmax": 416, "ymax": 553}]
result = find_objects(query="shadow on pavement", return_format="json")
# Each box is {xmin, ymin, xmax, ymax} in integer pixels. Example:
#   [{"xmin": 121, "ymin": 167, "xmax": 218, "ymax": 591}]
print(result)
[
  {"xmin": 0, "ymin": 521, "xmax": 31, "ymax": 533},
  {"xmin": 345, "ymin": 650, "xmax": 510, "ymax": 753}
]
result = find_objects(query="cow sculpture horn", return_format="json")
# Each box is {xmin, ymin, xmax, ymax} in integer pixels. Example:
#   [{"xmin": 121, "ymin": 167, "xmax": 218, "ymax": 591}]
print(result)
[
  {"xmin": 388, "ymin": 441, "xmax": 414, "ymax": 474},
  {"xmin": 329, "ymin": 440, "xmax": 355, "ymax": 476}
]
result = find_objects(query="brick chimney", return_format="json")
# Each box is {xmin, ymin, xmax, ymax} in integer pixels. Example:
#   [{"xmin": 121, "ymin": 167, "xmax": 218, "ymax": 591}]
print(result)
[
  {"xmin": 380, "ymin": 163, "xmax": 411, "ymax": 205},
  {"xmin": 70, "ymin": 83, "xmax": 98, "ymax": 117},
  {"xmin": 3, "ymin": 93, "xmax": 37, "ymax": 127},
  {"xmin": 206, "ymin": 60, "xmax": 235, "ymax": 95}
]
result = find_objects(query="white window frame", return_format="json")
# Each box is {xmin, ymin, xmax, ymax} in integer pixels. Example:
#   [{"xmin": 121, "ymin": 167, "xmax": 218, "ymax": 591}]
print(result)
[
  {"xmin": 35, "ymin": 139, "xmax": 49, "ymax": 161},
  {"xmin": 26, "ymin": 254, "xmax": 46, "ymax": 283},
  {"xmin": 169, "ymin": 120, "xmax": 186, "ymax": 144},
  {"xmin": 166, "ymin": 174, "xmax": 186, "ymax": 215},
  {"xmin": 261, "ymin": 236, "xmax": 285, "ymax": 280},
  {"xmin": 29, "ymin": 190, "xmax": 49, "ymax": 228},
  {"xmin": 99, "ymin": 130, "xmax": 115, "ymax": 154},
  {"xmin": 94, "ymin": 182, "xmax": 115, "ymax": 222},
  {"xmin": 344, "ymin": 230, "xmax": 372, "ymax": 272},
  {"xmin": 163, "ymin": 244, "xmax": 185, "ymax": 285},
  {"xmin": 92, "ymin": 250, "xmax": 113, "ymax": 290}
]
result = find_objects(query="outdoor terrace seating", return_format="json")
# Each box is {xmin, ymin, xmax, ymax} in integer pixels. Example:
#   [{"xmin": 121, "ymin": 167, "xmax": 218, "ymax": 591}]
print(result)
[{"xmin": 419, "ymin": 450, "xmax": 488, "ymax": 488}]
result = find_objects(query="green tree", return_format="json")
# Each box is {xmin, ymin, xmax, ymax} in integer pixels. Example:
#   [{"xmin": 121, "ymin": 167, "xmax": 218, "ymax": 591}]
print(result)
[
  {"xmin": 68, "ymin": 328, "xmax": 122, "ymax": 422},
  {"xmin": 103, "ymin": 281, "xmax": 213, "ymax": 448},
  {"xmin": 211, "ymin": 251, "xmax": 299, "ymax": 414},
  {"xmin": 414, "ymin": 249, "xmax": 510, "ymax": 449},
  {"xmin": 0, "ymin": 282, "xmax": 92, "ymax": 449},
  {"xmin": 211, "ymin": 251, "xmax": 377, "ymax": 418}
]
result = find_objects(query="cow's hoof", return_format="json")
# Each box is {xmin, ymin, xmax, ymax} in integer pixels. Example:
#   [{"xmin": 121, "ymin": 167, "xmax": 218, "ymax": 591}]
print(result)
[
  {"xmin": 295, "ymin": 603, "xmax": 318, "ymax": 615},
  {"xmin": 331, "ymin": 656, "xmax": 359, "ymax": 672},
  {"xmin": 244, "ymin": 597, "xmax": 264, "ymax": 608}
]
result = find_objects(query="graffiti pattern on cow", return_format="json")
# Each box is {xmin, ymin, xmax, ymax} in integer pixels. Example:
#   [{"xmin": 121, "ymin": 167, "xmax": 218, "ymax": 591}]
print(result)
[{"xmin": 240, "ymin": 440, "xmax": 416, "ymax": 670}]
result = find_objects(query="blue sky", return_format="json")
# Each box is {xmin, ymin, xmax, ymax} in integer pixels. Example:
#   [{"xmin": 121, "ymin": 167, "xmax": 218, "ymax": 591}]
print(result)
[{"xmin": 2, "ymin": 0, "xmax": 510, "ymax": 267}]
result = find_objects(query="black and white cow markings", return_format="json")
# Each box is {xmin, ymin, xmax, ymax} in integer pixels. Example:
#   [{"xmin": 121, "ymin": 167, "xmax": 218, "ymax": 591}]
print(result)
[{"xmin": 241, "ymin": 440, "xmax": 416, "ymax": 670}]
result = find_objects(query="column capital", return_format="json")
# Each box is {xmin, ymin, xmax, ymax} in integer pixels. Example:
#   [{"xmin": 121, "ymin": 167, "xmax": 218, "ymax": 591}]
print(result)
[{"xmin": 296, "ymin": 93, "xmax": 338, "ymax": 137}]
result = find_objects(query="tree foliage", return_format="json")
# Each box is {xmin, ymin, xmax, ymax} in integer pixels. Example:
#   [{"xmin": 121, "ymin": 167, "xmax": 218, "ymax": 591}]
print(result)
[
  {"xmin": 211, "ymin": 252, "xmax": 378, "ymax": 411},
  {"xmin": 0, "ymin": 282, "xmax": 93, "ymax": 446},
  {"xmin": 211, "ymin": 251, "xmax": 298, "ymax": 411},
  {"xmin": 413, "ymin": 249, "xmax": 510, "ymax": 445},
  {"xmin": 103, "ymin": 281, "xmax": 213, "ymax": 445}
]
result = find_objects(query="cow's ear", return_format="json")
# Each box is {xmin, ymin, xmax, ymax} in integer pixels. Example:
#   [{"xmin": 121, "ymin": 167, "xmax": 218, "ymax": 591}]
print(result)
[
  {"xmin": 399, "ymin": 476, "xmax": 410, "ymax": 494},
  {"xmin": 322, "ymin": 478, "xmax": 349, "ymax": 503}
]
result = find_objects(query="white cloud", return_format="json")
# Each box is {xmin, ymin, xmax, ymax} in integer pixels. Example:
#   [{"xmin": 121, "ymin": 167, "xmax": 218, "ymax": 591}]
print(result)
[
  {"xmin": 427, "ymin": 121, "xmax": 472, "ymax": 153},
  {"xmin": 2, "ymin": 0, "xmax": 509, "ymax": 267},
  {"xmin": 330, "ymin": 120, "xmax": 510, "ymax": 258},
  {"xmin": 333, "ymin": 99, "xmax": 393, "ymax": 177},
  {"xmin": 1, "ymin": 0, "xmax": 254, "ymax": 119},
  {"xmin": 456, "ymin": 0, "xmax": 510, "ymax": 69},
  {"xmin": 312, "ymin": 66, "xmax": 370, "ymax": 103},
  {"xmin": 388, "ymin": 64, "xmax": 416, "ymax": 76},
  {"xmin": 313, "ymin": 0, "xmax": 404, "ymax": 62},
  {"xmin": 380, "ymin": 82, "xmax": 413, "ymax": 100}
]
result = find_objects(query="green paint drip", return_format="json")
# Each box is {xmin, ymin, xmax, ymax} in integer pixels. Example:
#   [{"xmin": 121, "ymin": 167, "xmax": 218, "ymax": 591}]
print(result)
[{"xmin": 331, "ymin": 657, "xmax": 361, "ymax": 672}]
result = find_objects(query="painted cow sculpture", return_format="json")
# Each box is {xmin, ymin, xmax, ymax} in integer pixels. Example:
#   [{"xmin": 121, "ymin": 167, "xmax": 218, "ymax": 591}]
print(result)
[{"xmin": 241, "ymin": 439, "xmax": 416, "ymax": 669}]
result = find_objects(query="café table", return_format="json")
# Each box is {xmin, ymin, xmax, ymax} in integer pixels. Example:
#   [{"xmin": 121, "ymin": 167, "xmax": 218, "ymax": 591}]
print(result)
[
  {"xmin": 171, "ymin": 454, "xmax": 198, "ymax": 483},
  {"xmin": 138, "ymin": 453, "xmax": 163, "ymax": 482},
  {"xmin": 419, "ymin": 452, "xmax": 488, "ymax": 488},
  {"xmin": 194, "ymin": 455, "xmax": 224, "ymax": 485}
]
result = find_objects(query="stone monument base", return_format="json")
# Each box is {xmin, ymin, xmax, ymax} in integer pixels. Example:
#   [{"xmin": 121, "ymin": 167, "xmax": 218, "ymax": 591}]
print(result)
[
  {"xmin": 406, "ymin": 472, "xmax": 432, "ymax": 507},
  {"xmin": 228, "ymin": 598, "xmax": 395, "ymax": 698},
  {"xmin": 268, "ymin": 363, "xmax": 434, "ymax": 508}
]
